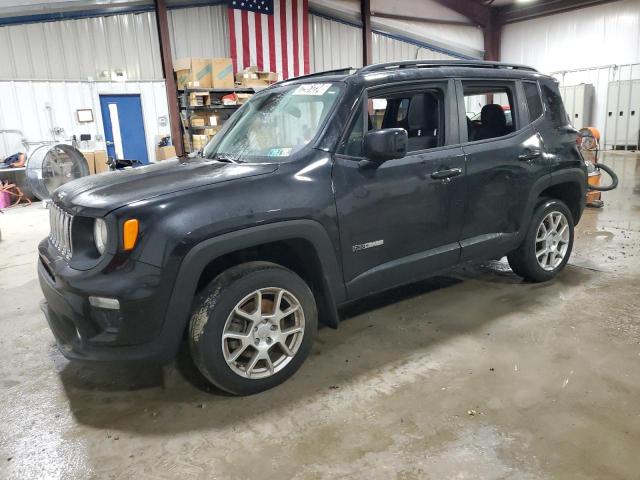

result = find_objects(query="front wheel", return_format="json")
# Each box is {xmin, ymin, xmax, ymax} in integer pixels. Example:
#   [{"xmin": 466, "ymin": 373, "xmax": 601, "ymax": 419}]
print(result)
[
  {"xmin": 507, "ymin": 199, "xmax": 574, "ymax": 282},
  {"xmin": 189, "ymin": 261, "xmax": 317, "ymax": 395}
]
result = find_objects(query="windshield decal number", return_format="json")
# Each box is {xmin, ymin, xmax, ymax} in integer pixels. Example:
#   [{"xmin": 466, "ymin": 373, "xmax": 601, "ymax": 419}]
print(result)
[
  {"xmin": 268, "ymin": 148, "xmax": 292, "ymax": 157},
  {"xmin": 293, "ymin": 83, "xmax": 332, "ymax": 96}
]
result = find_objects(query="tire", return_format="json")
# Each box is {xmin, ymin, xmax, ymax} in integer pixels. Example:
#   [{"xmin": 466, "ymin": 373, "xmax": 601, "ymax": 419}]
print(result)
[
  {"xmin": 188, "ymin": 261, "xmax": 317, "ymax": 395},
  {"xmin": 507, "ymin": 199, "xmax": 574, "ymax": 282}
]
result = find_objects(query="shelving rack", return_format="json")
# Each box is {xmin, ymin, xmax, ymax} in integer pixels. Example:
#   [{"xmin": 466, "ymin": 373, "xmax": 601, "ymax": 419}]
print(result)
[{"xmin": 179, "ymin": 87, "xmax": 254, "ymax": 152}]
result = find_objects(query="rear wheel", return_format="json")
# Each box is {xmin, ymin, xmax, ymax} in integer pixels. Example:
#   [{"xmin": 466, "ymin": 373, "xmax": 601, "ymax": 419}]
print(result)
[
  {"xmin": 507, "ymin": 199, "xmax": 574, "ymax": 282},
  {"xmin": 189, "ymin": 261, "xmax": 317, "ymax": 395}
]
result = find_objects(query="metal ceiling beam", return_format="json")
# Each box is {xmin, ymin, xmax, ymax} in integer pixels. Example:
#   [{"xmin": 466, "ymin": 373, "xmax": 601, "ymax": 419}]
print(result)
[
  {"xmin": 433, "ymin": 0, "xmax": 498, "ymax": 60},
  {"xmin": 496, "ymin": 0, "xmax": 621, "ymax": 24},
  {"xmin": 432, "ymin": 0, "xmax": 491, "ymax": 27},
  {"xmin": 370, "ymin": 11, "xmax": 474, "ymax": 27}
]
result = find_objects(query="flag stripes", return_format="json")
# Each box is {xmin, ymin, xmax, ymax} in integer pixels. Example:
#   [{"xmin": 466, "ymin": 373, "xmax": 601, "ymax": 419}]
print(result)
[{"xmin": 228, "ymin": 0, "xmax": 309, "ymax": 80}]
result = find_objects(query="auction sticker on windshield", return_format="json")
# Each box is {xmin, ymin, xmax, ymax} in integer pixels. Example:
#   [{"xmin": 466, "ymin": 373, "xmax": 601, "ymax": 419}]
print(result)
[
  {"xmin": 293, "ymin": 83, "xmax": 332, "ymax": 96},
  {"xmin": 268, "ymin": 148, "xmax": 292, "ymax": 157}
]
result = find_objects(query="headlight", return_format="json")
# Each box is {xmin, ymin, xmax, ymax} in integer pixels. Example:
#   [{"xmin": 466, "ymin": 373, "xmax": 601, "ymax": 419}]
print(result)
[{"xmin": 93, "ymin": 218, "xmax": 108, "ymax": 255}]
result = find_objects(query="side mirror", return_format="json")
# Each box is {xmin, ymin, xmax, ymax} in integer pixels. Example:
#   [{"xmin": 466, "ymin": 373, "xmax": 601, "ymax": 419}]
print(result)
[{"xmin": 363, "ymin": 128, "xmax": 408, "ymax": 164}]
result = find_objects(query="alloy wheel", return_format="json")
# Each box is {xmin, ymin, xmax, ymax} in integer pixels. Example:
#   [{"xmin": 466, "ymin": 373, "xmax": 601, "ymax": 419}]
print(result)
[
  {"xmin": 221, "ymin": 287, "xmax": 305, "ymax": 379},
  {"xmin": 535, "ymin": 211, "xmax": 570, "ymax": 271}
]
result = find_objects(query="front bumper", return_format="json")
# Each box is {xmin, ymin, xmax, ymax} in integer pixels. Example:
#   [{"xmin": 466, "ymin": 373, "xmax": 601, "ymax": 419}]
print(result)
[{"xmin": 38, "ymin": 240, "xmax": 180, "ymax": 364}]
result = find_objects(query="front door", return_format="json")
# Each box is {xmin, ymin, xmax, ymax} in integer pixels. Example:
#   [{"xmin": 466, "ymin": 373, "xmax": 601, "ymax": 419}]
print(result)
[
  {"xmin": 99, "ymin": 94, "xmax": 149, "ymax": 164},
  {"xmin": 333, "ymin": 80, "xmax": 465, "ymax": 299}
]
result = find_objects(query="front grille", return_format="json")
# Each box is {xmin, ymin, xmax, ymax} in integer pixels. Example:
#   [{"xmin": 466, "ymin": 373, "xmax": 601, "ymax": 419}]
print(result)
[{"xmin": 49, "ymin": 203, "xmax": 73, "ymax": 259}]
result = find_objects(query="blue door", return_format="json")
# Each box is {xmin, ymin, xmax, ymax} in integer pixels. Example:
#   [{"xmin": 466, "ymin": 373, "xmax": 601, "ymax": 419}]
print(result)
[{"xmin": 99, "ymin": 94, "xmax": 149, "ymax": 164}]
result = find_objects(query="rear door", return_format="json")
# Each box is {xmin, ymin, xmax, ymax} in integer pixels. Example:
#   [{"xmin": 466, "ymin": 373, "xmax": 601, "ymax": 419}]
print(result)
[
  {"xmin": 457, "ymin": 79, "xmax": 551, "ymax": 261},
  {"xmin": 333, "ymin": 79, "xmax": 465, "ymax": 299}
]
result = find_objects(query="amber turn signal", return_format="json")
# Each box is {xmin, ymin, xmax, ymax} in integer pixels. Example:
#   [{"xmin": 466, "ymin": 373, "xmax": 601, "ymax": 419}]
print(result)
[{"xmin": 122, "ymin": 219, "xmax": 139, "ymax": 251}]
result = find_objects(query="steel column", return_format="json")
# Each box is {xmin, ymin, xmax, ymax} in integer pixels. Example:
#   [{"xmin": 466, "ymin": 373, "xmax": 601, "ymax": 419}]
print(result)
[
  {"xmin": 361, "ymin": 0, "xmax": 372, "ymax": 66},
  {"xmin": 154, "ymin": 0, "xmax": 184, "ymax": 157},
  {"xmin": 483, "ymin": 10, "xmax": 501, "ymax": 61}
]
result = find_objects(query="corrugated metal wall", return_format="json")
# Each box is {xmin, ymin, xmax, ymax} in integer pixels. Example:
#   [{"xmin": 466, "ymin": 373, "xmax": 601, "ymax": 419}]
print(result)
[
  {"xmin": 501, "ymin": 0, "xmax": 640, "ymax": 149},
  {"xmin": 168, "ymin": 4, "xmax": 230, "ymax": 60},
  {"xmin": 0, "ymin": 5, "xmax": 465, "ymax": 162},
  {"xmin": 309, "ymin": 15, "xmax": 363, "ymax": 71},
  {"xmin": 373, "ymin": 32, "xmax": 456, "ymax": 64},
  {"xmin": 502, "ymin": 0, "xmax": 640, "ymax": 72},
  {"xmin": 0, "ymin": 81, "xmax": 169, "ymax": 161},
  {"xmin": 0, "ymin": 12, "xmax": 162, "ymax": 80},
  {"xmin": 309, "ymin": 15, "xmax": 458, "ymax": 72},
  {"xmin": 0, "ymin": 6, "xmax": 462, "ymax": 79}
]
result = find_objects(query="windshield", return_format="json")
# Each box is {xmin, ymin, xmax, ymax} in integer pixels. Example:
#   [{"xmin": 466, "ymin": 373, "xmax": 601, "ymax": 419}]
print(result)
[{"xmin": 203, "ymin": 82, "xmax": 343, "ymax": 163}]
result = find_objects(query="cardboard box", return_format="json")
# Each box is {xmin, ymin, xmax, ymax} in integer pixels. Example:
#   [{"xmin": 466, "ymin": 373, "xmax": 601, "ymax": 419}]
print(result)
[
  {"xmin": 203, "ymin": 126, "xmax": 221, "ymax": 136},
  {"xmin": 191, "ymin": 134, "xmax": 209, "ymax": 150},
  {"xmin": 236, "ymin": 93, "xmax": 252, "ymax": 104},
  {"xmin": 156, "ymin": 145, "xmax": 176, "ymax": 161},
  {"xmin": 94, "ymin": 150, "xmax": 109, "ymax": 173},
  {"xmin": 82, "ymin": 150, "xmax": 109, "ymax": 174},
  {"xmin": 82, "ymin": 151, "xmax": 96, "ymax": 175},
  {"xmin": 236, "ymin": 67, "xmax": 277, "ymax": 87},
  {"xmin": 257, "ymin": 71, "xmax": 278, "ymax": 82},
  {"xmin": 174, "ymin": 58, "xmax": 213, "ymax": 90},
  {"xmin": 211, "ymin": 58, "xmax": 234, "ymax": 89},
  {"xmin": 191, "ymin": 116, "xmax": 206, "ymax": 127},
  {"xmin": 236, "ymin": 70, "xmax": 258, "ymax": 84},
  {"xmin": 189, "ymin": 92, "xmax": 210, "ymax": 106}
]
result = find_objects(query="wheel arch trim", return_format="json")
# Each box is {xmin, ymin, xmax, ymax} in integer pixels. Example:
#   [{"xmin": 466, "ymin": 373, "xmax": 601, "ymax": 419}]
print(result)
[{"xmin": 159, "ymin": 220, "xmax": 345, "ymax": 357}]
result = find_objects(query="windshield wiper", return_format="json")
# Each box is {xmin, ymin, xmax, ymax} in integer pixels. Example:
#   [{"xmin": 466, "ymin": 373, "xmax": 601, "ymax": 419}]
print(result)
[{"xmin": 212, "ymin": 153, "xmax": 243, "ymax": 164}]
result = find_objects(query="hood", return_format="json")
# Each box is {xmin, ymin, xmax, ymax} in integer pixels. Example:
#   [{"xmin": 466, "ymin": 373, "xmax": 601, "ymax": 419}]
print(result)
[{"xmin": 52, "ymin": 157, "xmax": 279, "ymax": 216}]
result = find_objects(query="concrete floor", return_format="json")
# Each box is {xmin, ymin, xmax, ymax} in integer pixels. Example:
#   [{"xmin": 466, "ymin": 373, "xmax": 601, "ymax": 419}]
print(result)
[{"xmin": 1, "ymin": 152, "xmax": 639, "ymax": 479}]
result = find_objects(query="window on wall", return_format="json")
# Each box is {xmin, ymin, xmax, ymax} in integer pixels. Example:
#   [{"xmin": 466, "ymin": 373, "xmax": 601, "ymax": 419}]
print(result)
[
  {"xmin": 523, "ymin": 81, "xmax": 544, "ymax": 122},
  {"xmin": 341, "ymin": 88, "xmax": 446, "ymax": 157},
  {"xmin": 463, "ymin": 83, "xmax": 517, "ymax": 141}
]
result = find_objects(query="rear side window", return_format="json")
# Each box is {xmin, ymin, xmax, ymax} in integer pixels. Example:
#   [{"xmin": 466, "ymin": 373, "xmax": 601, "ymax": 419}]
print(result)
[
  {"xmin": 462, "ymin": 82, "xmax": 517, "ymax": 141},
  {"xmin": 523, "ymin": 81, "xmax": 543, "ymax": 121},
  {"xmin": 541, "ymin": 83, "xmax": 568, "ymax": 127}
]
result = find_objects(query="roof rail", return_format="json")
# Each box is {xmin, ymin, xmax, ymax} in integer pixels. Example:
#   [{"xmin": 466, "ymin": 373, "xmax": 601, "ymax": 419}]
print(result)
[
  {"xmin": 358, "ymin": 60, "xmax": 537, "ymax": 74},
  {"xmin": 278, "ymin": 67, "xmax": 356, "ymax": 83}
]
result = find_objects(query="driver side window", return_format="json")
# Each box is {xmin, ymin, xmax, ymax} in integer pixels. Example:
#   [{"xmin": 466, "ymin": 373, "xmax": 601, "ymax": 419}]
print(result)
[{"xmin": 340, "ymin": 88, "xmax": 446, "ymax": 158}]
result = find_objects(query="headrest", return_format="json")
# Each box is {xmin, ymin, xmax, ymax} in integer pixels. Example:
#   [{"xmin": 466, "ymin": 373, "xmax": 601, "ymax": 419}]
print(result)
[
  {"xmin": 481, "ymin": 104, "xmax": 507, "ymax": 129},
  {"xmin": 408, "ymin": 94, "xmax": 438, "ymax": 131}
]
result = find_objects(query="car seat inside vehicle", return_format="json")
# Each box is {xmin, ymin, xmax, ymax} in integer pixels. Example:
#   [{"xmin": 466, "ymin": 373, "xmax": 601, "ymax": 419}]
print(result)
[
  {"xmin": 379, "ymin": 92, "xmax": 442, "ymax": 151},
  {"xmin": 464, "ymin": 84, "xmax": 516, "ymax": 142},
  {"xmin": 472, "ymin": 104, "xmax": 509, "ymax": 141}
]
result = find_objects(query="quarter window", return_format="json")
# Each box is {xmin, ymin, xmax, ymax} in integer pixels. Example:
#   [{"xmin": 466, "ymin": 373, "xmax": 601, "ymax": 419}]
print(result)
[
  {"xmin": 462, "ymin": 82, "xmax": 517, "ymax": 141},
  {"xmin": 523, "ymin": 81, "xmax": 544, "ymax": 121},
  {"xmin": 541, "ymin": 83, "xmax": 569, "ymax": 127},
  {"xmin": 340, "ymin": 89, "xmax": 446, "ymax": 157}
]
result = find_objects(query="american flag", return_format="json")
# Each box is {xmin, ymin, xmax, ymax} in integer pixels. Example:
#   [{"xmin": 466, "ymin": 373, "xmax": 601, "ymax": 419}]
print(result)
[{"xmin": 227, "ymin": 0, "xmax": 310, "ymax": 80}]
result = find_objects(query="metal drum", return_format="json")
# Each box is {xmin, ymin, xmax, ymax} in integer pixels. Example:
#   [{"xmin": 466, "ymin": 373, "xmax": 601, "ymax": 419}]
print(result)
[{"xmin": 25, "ymin": 144, "xmax": 89, "ymax": 200}]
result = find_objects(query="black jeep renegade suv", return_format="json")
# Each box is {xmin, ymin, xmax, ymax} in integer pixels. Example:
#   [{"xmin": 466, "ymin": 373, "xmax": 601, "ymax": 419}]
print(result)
[{"xmin": 39, "ymin": 61, "xmax": 587, "ymax": 395}]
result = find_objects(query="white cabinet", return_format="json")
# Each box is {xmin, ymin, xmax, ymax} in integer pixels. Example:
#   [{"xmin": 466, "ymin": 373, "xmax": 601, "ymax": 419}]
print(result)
[
  {"xmin": 605, "ymin": 80, "xmax": 640, "ymax": 148},
  {"xmin": 558, "ymin": 83, "xmax": 594, "ymax": 130}
]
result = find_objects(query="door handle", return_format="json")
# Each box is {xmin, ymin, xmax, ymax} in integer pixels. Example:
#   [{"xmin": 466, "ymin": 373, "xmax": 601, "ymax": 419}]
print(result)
[
  {"xmin": 518, "ymin": 149, "xmax": 542, "ymax": 161},
  {"xmin": 430, "ymin": 167, "xmax": 462, "ymax": 180}
]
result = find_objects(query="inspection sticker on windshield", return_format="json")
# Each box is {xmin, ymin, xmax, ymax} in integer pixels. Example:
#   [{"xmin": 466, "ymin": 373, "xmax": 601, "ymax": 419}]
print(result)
[
  {"xmin": 268, "ymin": 147, "xmax": 292, "ymax": 157},
  {"xmin": 293, "ymin": 83, "xmax": 332, "ymax": 96}
]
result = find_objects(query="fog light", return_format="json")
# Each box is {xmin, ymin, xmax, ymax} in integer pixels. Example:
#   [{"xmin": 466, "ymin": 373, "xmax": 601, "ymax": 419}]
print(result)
[{"xmin": 88, "ymin": 296, "xmax": 120, "ymax": 310}]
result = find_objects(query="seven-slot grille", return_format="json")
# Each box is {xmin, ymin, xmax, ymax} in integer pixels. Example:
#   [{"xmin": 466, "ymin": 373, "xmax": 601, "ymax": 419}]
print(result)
[{"xmin": 49, "ymin": 203, "xmax": 73, "ymax": 259}]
